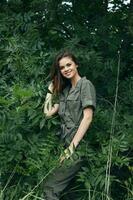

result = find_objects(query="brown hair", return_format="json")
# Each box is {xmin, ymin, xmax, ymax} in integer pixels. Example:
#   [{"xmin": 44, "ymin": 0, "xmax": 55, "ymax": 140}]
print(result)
[{"xmin": 50, "ymin": 51, "xmax": 79, "ymax": 94}]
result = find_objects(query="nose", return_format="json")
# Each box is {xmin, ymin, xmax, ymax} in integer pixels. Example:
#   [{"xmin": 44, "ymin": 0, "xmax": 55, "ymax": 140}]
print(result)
[{"xmin": 64, "ymin": 66, "xmax": 69, "ymax": 71}]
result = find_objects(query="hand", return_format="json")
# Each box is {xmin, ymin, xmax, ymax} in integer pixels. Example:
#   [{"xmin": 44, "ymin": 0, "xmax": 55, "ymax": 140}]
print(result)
[
  {"xmin": 59, "ymin": 144, "xmax": 75, "ymax": 164},
  {"xmin": 48, "ymin": 82, "xmax": 54, "ymax": 93}
]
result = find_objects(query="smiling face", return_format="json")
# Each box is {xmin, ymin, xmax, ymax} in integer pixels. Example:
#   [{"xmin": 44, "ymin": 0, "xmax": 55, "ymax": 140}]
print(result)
[{"xmin": 59, "ymin": 56, "xmax": 78, "ymax": 79}]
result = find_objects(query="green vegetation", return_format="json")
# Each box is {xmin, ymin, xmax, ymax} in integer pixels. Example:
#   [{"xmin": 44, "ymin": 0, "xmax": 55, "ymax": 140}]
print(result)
[{"xmin": 0, "ymin": 0, "xmax": 132, "ymax": 199}]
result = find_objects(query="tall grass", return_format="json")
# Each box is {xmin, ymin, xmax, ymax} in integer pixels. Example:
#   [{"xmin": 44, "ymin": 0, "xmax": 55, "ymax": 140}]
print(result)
[{"xmin": 104, "ymin": 50, "xmax": 121, "ymax": 200}]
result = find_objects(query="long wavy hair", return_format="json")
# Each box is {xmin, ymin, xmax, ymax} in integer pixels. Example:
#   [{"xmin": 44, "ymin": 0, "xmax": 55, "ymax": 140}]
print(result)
[{"xmin": 50, "ymin": 51, "xmax": 79, "ymax": 94}]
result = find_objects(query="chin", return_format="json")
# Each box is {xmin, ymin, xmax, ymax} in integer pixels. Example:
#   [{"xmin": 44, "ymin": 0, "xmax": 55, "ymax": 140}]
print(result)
[
  {"xmin": 65, "ymin": 76, "xmax": 73, "ymax": 79},
  {"xmin": 64, "ymin": 74, "xmax": 75, "ymax": 79}
]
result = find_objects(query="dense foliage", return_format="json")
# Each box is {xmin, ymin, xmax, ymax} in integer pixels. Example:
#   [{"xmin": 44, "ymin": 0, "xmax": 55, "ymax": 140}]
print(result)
[{"xmin": 0, "ymin": 0, "xmax": 132, "ymax": 199}]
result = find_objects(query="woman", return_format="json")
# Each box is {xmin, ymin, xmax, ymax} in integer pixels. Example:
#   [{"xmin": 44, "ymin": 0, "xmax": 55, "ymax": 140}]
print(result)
[{"xmin": 43, "ymin": 51, "xmax": 96, "ymax": 200}]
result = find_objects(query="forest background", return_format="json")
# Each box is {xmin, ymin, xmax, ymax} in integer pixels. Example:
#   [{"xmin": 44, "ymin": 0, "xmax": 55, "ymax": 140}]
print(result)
[{"xmin": 0, "ymin": 0, "xmax": 132, "ymax": 200}]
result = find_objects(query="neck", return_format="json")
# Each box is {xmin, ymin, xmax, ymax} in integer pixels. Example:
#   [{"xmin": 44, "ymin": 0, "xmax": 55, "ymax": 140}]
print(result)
[{"xmin": 71, "ymin": 74, "xmax": 81, "ymax": 88}]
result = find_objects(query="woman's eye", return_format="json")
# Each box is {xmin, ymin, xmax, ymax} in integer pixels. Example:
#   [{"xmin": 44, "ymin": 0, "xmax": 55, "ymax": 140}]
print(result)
[
  {"xmin": 66, "ymin": 63, "xmax": 71, "ymax": 67},
  {"xmin": 60, "ymin": 66, "xmax": 64, "ymax": 70}
]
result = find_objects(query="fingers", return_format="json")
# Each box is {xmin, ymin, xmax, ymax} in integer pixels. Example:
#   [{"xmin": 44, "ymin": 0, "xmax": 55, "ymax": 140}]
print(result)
[
  {"xmin": 59, "ymin": 146, "xmax": 75, "ymax": 164},
  {"xmin": 59, "ymin": 155, "xmax": 65, "ymax": 164},
  {"xmin": 48, "ymin": 82, "xmax": 54, "ymax": 92},
  {"xmin": 59, "ymin": 152, "xmax": 70, "ymax": 164}
]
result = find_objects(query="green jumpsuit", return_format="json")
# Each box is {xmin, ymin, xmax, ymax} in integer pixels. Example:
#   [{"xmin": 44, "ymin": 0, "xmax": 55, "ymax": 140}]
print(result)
[{"xmin": 44, "ymin": 76, "xmax": 96, "ymax": 200}]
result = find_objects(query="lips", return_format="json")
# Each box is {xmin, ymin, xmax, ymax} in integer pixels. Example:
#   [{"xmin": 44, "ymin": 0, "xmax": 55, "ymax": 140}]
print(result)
[
  {"xmin": 66, "ymin": 73, "xmax": 71, "ymax": 75},
  {"xmin": 65, "ymin": 71, "xmax": 72, "ymax": 76}
]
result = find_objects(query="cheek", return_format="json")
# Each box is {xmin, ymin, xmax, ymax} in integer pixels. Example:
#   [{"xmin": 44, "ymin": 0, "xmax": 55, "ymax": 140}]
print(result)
[
  {"xmin": 60, "ymin": 70, "xmax": 65, "ymax": 75},
  {"xmin": 73, "ymin": 67, "xmax": 78, "ymax": 73},
  {"xmin": 72, "ymin": 64, "xmax": 77, "ymax": 70}
]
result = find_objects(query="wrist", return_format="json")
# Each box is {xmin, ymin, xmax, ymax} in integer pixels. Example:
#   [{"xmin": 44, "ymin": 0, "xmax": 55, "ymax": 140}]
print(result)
[
  {"xmin": 69, "ymin": 142, "xmax": 76, "ymax": 151},
  {"xmin": 67, "ymin": 144, "xmax": 75, "ymax": 154},
  {"xmin": 63, "ymin": 147, "xmax": 73, "ymax": 159}
]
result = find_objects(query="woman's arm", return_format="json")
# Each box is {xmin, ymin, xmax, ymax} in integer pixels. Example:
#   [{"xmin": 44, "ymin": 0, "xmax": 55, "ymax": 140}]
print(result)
[
  {"xmin": 69, "ymin": 107, "xmax": 93, "ymax": 148},
  {"xmin": 43, "ymin": 82, "xmax": 59, "ymax": 117},
  {"xmin": 60, "ymin": 107, "xmax": 93, "ymax": 163}
]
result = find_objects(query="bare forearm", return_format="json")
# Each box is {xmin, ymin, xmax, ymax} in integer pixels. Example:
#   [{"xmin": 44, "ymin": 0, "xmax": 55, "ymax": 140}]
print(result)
[
  {"xmin": 44, "ymin": 104, "xmax": 59, "ymax": 117},
  {"xmin": 70, "ymin": 116, "xmax": 92, "ymax": 148},
  {"xmin": 44, "ymin": 93, "xmax": 52, "ymax": 113},
  {"xmin": 59, "ymin": 107, "xmax": 93, "ymax": 162},
  {"xmin": 44, "ymin": 92, "xmax": 59, "ymax": 117},
  {"xmin": 43, "ymin": 82, "xmax": 59, "ymax": 117},
  {"xmin": 60, "ymin": 116, "xmax": 92, "ymax": 163}
]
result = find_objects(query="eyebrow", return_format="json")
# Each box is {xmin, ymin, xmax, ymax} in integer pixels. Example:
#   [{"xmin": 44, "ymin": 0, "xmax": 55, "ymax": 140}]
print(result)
[{"xmin": 59, "ymin": 62, "xmax": 72, "ymax": 68}]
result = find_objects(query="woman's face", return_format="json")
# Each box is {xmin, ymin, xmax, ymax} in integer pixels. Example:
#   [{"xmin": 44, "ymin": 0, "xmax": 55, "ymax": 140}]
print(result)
[{"xmin": 59, "ymin": 56, "xmax": 78, "ymax": 79}]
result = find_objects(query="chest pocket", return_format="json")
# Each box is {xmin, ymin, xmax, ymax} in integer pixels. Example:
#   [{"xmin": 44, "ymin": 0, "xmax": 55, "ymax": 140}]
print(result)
[
  {"xmin": 67, "ymin": 91, "xmax": 82, "ymax": 123},
  {"xmin": 58, "ymin": 96, "xmax": 65, "ymax": 117}
]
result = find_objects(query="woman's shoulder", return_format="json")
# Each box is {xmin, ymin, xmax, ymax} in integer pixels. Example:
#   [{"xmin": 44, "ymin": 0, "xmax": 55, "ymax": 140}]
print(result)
[{"xmin": 81, "ymin": 76, "xmax": 95, "ymax": 87}]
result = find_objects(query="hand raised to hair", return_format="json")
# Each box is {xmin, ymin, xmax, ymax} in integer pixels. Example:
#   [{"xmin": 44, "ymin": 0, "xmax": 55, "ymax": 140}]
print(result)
[{"xmin": 48, "ymin": 81, "xmax": 54, "ymax": 93}]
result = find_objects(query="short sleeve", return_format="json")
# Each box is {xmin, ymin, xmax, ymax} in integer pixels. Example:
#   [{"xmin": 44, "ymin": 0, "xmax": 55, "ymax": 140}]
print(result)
[{"xmin": 81, "ymin": 80, "xmax": 96, "ymax": 111}]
